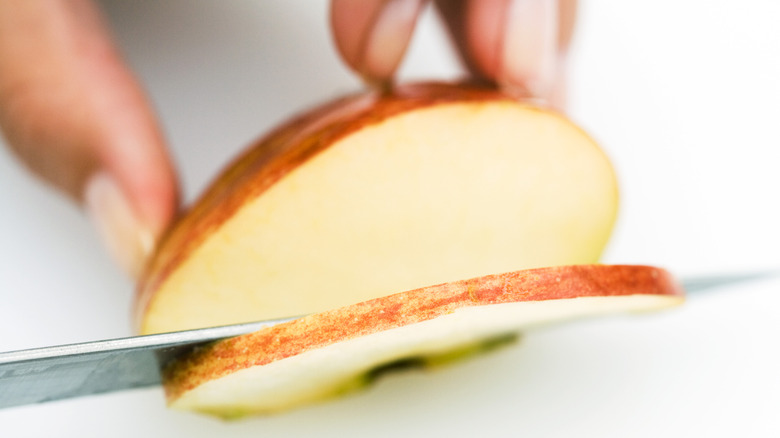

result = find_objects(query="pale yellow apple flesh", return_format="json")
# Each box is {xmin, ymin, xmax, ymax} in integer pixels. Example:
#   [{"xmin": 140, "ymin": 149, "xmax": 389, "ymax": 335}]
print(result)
[
  {"xmin": 139, "ymin": 89, "xmax": 618, "ymax": 335},
  {"xmin": 136, "ymin": 84, "xmax": 658, "ymax": 418},
  {"xmin": 163, "ymin": 265, "xmax": 683, "ymax": 418}
]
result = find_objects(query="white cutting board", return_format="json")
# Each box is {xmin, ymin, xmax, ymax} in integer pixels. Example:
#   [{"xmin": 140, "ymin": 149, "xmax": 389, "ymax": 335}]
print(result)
[{"xmin": 1, "ymin": 2, "xmax": 779, "ymax": 437}]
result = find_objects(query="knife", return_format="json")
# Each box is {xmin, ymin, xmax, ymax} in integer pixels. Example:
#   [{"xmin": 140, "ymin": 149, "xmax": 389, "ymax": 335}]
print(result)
[
  {"xmin": 0, "ymin": 271, "xmax": 776, "ymax": 410},
  {"xmin": 0, "ymin": 316, "xmax": 299, "ymax": 410}
]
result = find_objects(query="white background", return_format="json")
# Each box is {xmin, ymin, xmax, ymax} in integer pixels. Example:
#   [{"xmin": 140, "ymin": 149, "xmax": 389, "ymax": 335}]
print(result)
[{"xmin": 1, "ymin": 1, "xmax": 779, "ymax": 436}]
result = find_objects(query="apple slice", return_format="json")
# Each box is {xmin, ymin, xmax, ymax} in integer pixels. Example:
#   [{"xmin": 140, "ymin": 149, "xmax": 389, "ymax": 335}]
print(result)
[
  {"xmin": 137, "ymin": 83, "xmax": 619, "ymax": 335},
  {"xmin": 163, "ymin": 265, "xmax": 683, "ymax": 418}
]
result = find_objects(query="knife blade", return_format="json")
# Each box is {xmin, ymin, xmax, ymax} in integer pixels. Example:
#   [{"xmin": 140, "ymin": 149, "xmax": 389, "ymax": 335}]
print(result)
[
  {"xmin": 0, "ymin": 316, "xmax": 299, "ymax": 409},
  {"xmin": 0, "ymin": 271, "xmax": 776, "ymax": 410}
]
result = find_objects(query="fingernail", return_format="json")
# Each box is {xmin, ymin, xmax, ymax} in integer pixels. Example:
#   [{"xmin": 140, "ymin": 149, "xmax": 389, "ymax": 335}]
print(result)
[
  {"xmin": 549, "ymin": 53, "xmax": 568, "ymax": 110},
  {"xmin": 84, "ymin": 172, "xmax": 155, "ymax": 278},
  {"xmin": 500, "ymin": 0, "xmax": 559, "ymax": 101},
  {"xmin": 360, "ymin": 0, "xmax": 426, "ymax": 84}
]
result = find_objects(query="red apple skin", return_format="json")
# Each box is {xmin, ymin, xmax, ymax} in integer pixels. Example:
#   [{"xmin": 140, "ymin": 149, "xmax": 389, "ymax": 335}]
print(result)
[
  {"xmin": 135, "ymin": 82, "xmax": 574, "ymax": 327},
  {"xmin": 162, "ymin": 264, "xmax": 684, "ymax": 402}
]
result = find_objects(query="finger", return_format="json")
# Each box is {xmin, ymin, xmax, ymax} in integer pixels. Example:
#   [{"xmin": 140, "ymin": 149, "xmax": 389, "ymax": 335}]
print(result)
[
  {"xmin": 330, "ymin": 0, "xmax": 428, "ymax": 86},
  {"xmin": 436, "ymin": 0, "xmax": 577, "ymax": 106},
  {"xmin": 0, "ymin": 0, "xmax": 178, "ymax": 277}
]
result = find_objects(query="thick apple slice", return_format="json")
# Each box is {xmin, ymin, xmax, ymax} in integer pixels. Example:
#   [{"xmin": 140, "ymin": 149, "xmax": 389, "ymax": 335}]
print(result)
[
  {"xmin": 163, "ymin": 265, "xmax": 683, "ymax": 418},
  {"xmin": 137, "ymin": 83, "xmax": 619, "ymax": 335}
]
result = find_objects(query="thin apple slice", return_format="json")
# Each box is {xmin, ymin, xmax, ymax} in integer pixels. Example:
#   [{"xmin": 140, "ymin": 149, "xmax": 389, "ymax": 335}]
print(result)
[
  {"xmin": 137, "ymin": 83, "xmax": 619, "ymax": 335},
  {"xmin": 163, "ymin": 265, "xmax": 683, "ymax": 418}
]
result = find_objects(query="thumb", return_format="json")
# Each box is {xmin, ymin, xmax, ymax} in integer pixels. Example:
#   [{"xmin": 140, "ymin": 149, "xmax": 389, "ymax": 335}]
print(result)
[
  {"xmin": 0, "ymin": 0, "xmax": 178, "ymax": 278},
  {"xmin": 436, "ymin": 0, "xmax": 578, "ymax": 108}
]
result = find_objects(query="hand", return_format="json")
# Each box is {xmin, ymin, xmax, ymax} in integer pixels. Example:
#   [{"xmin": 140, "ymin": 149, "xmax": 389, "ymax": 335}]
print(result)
[
  {"xmin": 0, "ymin": 0, "xmax": 177, "ymax": 278},
  {"xmin": 331, "ymin": 0, "xmax": 577, "ymax": 105},
  {"xmin": 0, "ymin": 0, "xmax": 575, "ymax": 279}
]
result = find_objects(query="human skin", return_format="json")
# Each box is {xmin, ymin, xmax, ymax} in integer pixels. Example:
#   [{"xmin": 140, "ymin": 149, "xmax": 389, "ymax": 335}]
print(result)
[{"xmin": 0, "ymin": 0, "xmax": 577, "ymax": 277}]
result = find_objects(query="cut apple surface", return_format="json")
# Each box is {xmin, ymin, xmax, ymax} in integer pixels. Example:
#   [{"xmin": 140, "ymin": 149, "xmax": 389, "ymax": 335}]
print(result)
[
  {"xmin": 163, "ymin": 265, "xmax": 684, "ymax": 418},
  {"xmin": 137, "ymin": 83, "xmax": 619, "ymax": 335}
]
